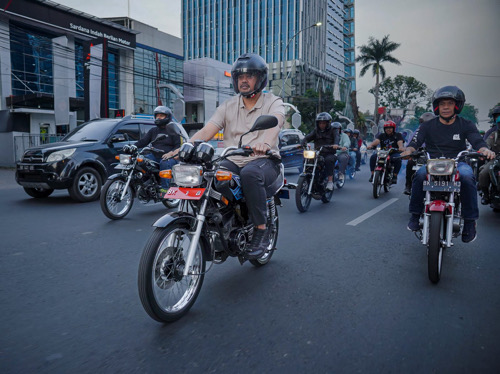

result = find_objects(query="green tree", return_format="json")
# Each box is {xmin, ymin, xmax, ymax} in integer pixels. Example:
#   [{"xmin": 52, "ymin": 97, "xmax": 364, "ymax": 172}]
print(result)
[
  {"xmin": 292, "ymin": 89, "xmax": 319, "ymax": 133},
  {"xmin": 459, "ymin": 103, "xmax": 479, "ymax": 123},
  {"xmin": 368, "ymin": 75, "xmax": 431, "ymax": 110},
  {"xmin": 356, "ymin": 35, "xmax": 401, "ymax": 123}
]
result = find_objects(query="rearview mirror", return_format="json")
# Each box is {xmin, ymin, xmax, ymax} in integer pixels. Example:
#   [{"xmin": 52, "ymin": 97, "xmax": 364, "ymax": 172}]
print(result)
[
  {"xmin": 250, "ymin": 115, "xmax": 278, "ymax": 132},
  {"xmin": 109, "ymin": 134, "xmax": 126, "ymax": 143}
]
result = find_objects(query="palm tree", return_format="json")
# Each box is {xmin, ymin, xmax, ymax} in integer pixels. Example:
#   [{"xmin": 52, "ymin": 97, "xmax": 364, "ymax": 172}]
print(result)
[{"xmin": 356, "ymin": 35, "xmax": 401, "ymax": 123}]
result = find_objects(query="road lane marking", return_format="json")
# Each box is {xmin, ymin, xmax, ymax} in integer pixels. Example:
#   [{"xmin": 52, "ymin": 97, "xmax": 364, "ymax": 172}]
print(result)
[{"xmin": 346, "ymin": 198, "xmax": 399, "ymax": 226}]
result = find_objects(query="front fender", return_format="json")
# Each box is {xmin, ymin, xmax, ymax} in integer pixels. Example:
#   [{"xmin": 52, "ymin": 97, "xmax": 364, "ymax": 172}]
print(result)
[
  {"xmin": 427, "ymin": 200, "xmax": 447, "ymax": 212},
  {"xmin": 153, "ymin": 211, "xmax": 213, "ymax": 261}
]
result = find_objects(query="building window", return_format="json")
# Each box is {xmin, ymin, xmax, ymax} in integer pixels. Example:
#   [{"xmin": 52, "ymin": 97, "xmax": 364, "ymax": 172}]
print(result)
[{"xmin": 108, "ymin": 49, "xmax": 120, "ymax": 110}]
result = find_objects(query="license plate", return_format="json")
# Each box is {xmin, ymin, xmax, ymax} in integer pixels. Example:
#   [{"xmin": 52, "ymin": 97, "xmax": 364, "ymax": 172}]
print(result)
[
  {"xmin": 423, "ymin": 180, "xmax": 461, "ymax": 192},
  {"xmin": 115, "ymin": 164, "xmax": 133, "ymax": 170},
  {"xmin": 278, "ymin": 189, "xmax": 290, "ymax": 199},
  {"xmin": 163, "ymin": 187, "xmax": 206, "ymax": 200}
]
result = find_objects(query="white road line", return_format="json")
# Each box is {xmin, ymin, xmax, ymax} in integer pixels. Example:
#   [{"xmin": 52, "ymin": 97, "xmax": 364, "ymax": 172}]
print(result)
[{"xmin": 346, "ymin": 198, "xmax": 400, "ymax": 226}]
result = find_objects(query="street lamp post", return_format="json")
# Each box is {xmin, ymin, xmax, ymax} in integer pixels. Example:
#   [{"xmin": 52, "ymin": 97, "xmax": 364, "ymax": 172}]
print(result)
[{"xmin": 279, "ymin": 22, "xmax": 322, "ymax": 99}]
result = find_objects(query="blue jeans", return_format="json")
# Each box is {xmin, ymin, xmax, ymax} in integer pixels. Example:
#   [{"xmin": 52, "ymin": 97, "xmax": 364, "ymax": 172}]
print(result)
[
  {"xmin": 409, "ymin": 162, "xmax": 478, "ymax": 220},
  {"xmin": 348, "ymin": 151, "xmax": 356, "ymax": 168},
  {"xmin": 145, "ymin": 154, "xmax": 178, "ymax": 189}
]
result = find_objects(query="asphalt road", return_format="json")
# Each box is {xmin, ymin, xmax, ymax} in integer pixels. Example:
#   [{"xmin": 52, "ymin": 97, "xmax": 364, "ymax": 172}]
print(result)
[{"xmin": 1, "ymin": 166, "xmax": 499, "ymax": 373}]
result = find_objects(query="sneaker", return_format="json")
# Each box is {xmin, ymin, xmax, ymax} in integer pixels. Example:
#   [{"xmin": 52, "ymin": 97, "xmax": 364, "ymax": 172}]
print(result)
[
  {"xmin": 246, "ymin": 228, "xmax": 270, "ymax": 259},
  {"xmin": 462, "ymin": 220, "xmax": 477, "ymax": 243},
  {"xmin": 326, "ymin": 181, "xmax": 334, "ymax": 191},
  {"xmin": 403, "ymin": 186, "xmax": 411, "ymax": 195},
  {"xmin": 481, "ymin": 196, "xmax": 490, "ymax": 205},
  {"xmin": 369, "ymin": 175, "xmax": 374, "ymax": 183},
  {"xmin": 407, "ymin": 214, "xmax": 420, "ymax": 231}
]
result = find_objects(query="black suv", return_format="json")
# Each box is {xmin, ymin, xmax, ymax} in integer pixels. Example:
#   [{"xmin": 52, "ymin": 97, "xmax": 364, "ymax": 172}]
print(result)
[{"xmin": 16, "ymin": 115, "xmax": 158, "ymax": 202}]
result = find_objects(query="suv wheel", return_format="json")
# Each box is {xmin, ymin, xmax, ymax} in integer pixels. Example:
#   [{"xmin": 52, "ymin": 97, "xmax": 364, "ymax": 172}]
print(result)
[{"xmin": 68, "ymin": 167, "xmax": 102, "ymax": 202}]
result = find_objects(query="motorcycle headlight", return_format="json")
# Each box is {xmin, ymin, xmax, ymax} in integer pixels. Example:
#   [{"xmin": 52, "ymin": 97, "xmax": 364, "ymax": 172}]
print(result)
[
  {"xmin": 172, "ymin": 164, "xmax": 203, "ymax": 187},
  {"xmin": 119, "ymin": 154, "xmax": 132, "ymax": 165},
  {"xmin": 46, "ymin": 148, "xmax": 76, "ymax": 162},
  {"xmin": 303, "ymin": 150, "xmax": 316, "ymax": 159},
  {"xmin": 377, "ymin": 150, "xmax": 388, "ymax": 157},
  {"xmin": 427, "ymin": 159, "xmax": 455, "ymax": 175}
]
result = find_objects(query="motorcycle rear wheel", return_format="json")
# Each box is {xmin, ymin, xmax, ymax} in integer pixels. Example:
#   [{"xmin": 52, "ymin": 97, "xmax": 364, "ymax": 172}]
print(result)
[
  {"xmin": 100, "ymin": 178, "xmax": 134, "ymax": 220},
  {"xmin": 321, "ymin": 187, "xmax": 334, "ymax": 203},
  {"xmin": 372, "ymin": 171, "xmax": 382, "ymax": 198},
  {"xmin": 295, "ymin": 175, "xmax": 312, "ymax": 212},
  {"xmin": 428, "ymin": 211, "xmax": 444, "ymax": 284},
  {"xmin": 138, "ymin": 224, "xmax": 205, "ymax": 323},
  {"xmin": 250, "ymin": 207, "xmax": 279, "ymax": 267}
]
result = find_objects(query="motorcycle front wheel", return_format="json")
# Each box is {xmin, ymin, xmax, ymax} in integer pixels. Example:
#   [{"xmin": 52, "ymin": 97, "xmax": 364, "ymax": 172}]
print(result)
[
  {"xmin": 295, "ymin": 175, "xmax": 312, "ymax": 212},
  {"xmin": 138, "ymin": 223, "xmax": 206, "ymax": 323},
  {"xmin": 372, "ymin": 171, "xmax": 382, "ymax": 198},
  {"xmin": 428, "ymin": 211, "xmax": 444, "ymax": 284},
  {"xmin": 100, "ymin": 178, "xmax": 135, "ymax": 220}
]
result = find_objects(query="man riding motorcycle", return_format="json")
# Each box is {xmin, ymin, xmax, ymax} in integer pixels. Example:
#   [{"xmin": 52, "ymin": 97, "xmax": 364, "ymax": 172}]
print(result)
[
  {"xmin": 401, "ymin": 86, "xmax": 495, "ymax": 242},
  {"xmin": 301, "ymin": 112, "xmax": 340, "ymax": 191},
  {"xmin": 403, "ymin": 112, "xmax": 435, "ymax": 195},
  {"xmin": 352, "ymin": 129, "xmax": 362, "ymax": 171},
  {"xmin": 478, "ymin": 105, "xmax": 500, "ymax": 204},
  {"xmin": 125, "ymin": 106, "xmax": 181, "ymax": 190},
  {"xmin": 335, "ymin": 125, "xmax": 351, "ymax": 181},
  {"xmin": 367, "ymin": 120, "xmax": 404, "ymax": 184},
  {"xmin": 166, "ymin": 53, "xmax": 285, "ymax": 259}
]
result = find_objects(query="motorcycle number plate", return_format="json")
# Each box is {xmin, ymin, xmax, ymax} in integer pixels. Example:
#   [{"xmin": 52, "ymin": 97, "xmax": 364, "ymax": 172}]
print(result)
[
  {"xmin": 163, "ymin": 187, "xmax": 206, "ymax": 200},
  {"xmin": 423, "ymin": 180, "xmax": 461, "ymax": 192},
  {"xmin": 115, "ymin": 164, "xmax": 132, "ymax": 170}
]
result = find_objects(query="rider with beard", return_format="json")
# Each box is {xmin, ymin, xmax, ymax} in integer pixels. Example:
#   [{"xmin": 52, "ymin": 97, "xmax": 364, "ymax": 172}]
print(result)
[
  {"xmin": 478, "ymin": 105, "xmax": 500, "ymax": 204},
  {"xmin": 366, "ymin": 120, "xmax": 405, "ymax": 184},
  {"xmin": 166, "ymin": 53, "xmax": 285, "ymax": 259},
  {"xmin": 401, "ymin": 86, "xmax": 495, "ymax": 243},
  {"xmin": 131, "ymin": 106, "xmax": 181, "ymax": 190},
  {"xmin": 301, "ymin": 112, "xmax": 340, "ymax": 191}
]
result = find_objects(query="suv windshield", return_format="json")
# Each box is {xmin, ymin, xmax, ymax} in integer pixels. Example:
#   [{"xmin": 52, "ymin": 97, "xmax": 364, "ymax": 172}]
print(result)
[{"xmin": 63, "ymin": 120, "xmax": 121, "ymax": 142}]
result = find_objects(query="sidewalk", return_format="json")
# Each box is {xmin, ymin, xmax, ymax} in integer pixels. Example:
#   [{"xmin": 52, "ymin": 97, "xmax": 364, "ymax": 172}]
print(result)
[{"xmin": 0, "ymin": 168, "xmax": 17, "ymax": 189}]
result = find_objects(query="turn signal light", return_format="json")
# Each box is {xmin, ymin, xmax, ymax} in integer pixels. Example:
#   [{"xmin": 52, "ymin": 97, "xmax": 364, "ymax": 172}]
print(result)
[
  {"xmin": 159, "ymin": 170, "xmax": 173, "ymax": 179},
  {"xmin": 215, "ymin": 170, "xmax": 233, "ymax": 181},
  {"xmin": 115, "ymin": 155, "xmax": 120, "ymax": 160},
  {"xmin": 137, "ymin": 157, "xmax": 144, "ymax": 162}
]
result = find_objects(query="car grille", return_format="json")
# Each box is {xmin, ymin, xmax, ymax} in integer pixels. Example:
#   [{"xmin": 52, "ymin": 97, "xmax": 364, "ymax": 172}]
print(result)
[{"xmin": 22, "ymin": 150, "xmax": 43, "ymax": 163}]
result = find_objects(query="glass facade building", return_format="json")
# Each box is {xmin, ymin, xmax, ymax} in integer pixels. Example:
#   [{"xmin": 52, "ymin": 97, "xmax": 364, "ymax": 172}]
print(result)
[{"xmin": 344, "ymin": 0, "xmax": 356, "ymax": 90}]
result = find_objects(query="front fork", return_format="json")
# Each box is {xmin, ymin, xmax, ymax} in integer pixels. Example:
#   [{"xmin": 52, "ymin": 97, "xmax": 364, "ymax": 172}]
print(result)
[
  {"xmin": 120, "ymin": 166, "xmax": 135, "ymax": 201},
  {"xmin": 307, "ymin": 158, "xmax": 319, "ymax": 195},
  {"xmin": 421, "ymin": 192, "xmax": 455, "ymax": 248},
  {"xmin": 183, "ymin": 198, "xmax": 208, "ymax": 276}
]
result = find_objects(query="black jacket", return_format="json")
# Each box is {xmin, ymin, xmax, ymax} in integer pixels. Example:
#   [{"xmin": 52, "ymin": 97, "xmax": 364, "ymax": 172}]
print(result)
[
  {"xmin": 302, "ymin": 124, "xmax": 339, "ymax": 154},
  {"xmin": 135, "ymin": 126, "xmax": 181, "ymax": 154}
]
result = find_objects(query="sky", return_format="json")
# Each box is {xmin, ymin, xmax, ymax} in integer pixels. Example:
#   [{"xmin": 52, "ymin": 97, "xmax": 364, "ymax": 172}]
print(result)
[{"xmin": 55, "ymin": 0, "xmax": 500, "ymax": 130}]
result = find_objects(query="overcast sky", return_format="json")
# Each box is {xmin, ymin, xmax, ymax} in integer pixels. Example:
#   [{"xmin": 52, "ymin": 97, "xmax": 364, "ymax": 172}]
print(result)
[{"xmin": 56, "ymin": 0, "xmax": 500, "ymax": 129}]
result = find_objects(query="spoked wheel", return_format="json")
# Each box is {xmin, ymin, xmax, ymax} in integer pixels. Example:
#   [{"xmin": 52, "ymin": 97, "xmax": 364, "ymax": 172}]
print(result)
[
  {"xmin": 372, "ymin": 171, "xmax": 383, "ymax": 198},
  {"xmin": 321, "ymin": 185, "xmax": 334, "ymax": 203},
  {"xmin": 384, "ymin": 171, "xmax": 393, "ymax": 192},
  {"xmin": 336, "ymin": 171, "xmax": 345, "ymax": 189},
  {"xmin": 250, "ymin": 205, "xmax": 279, "ymax": 267},
  {"xmin": 295, "ymin": 175, "xmax": 312, "ymax": 212},
  {"xmin": 138, "ymin": 223, "xmax": 206, "ymax": 323},
  {"xmin": 100, "ymin": 178, "xmax": 134, "ymax": 220},
  {"xmin": 428, "ymin": 211, "xmax": 444, "ymax": 284}
]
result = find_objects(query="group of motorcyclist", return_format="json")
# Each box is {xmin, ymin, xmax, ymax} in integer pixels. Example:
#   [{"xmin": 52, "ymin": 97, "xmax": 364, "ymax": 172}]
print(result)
[{"xmin": 129, "ymin": 52, "xmax": 497, "ymax": 254}]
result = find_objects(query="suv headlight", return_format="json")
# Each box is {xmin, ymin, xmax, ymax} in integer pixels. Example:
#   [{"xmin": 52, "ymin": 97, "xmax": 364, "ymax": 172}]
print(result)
[
  {"xmin": 46, "ymin": 148, "xmax": 76, "ymax": 162},
  {"xmin": 427, "ymin": 159, "xmax": 455, "ymax": 175},
  {"xmin": 303, "ymin": 150, "xmax": 316, "ymax": 159},
  {"xmin": 172, "ymin": 164, "xmax": 203, "ymax": 187}
]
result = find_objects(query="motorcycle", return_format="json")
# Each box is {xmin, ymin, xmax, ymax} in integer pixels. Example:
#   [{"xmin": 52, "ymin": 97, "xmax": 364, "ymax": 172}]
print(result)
[
  {"xmin": 479, "ymin": 153, "xmax": 500, "ymax": 212},
  {"xmin": 137, "ymin": 115, "xmax": 289, "ymax": 322},
  {"xmin": 100, "ymin": 134, "xmax": 180, "ymax": 220},
  {"xmin": 294, "ymin": 145, "xmax": 337, "ymax": 212},
  {"xmin": 408, "ymin": 149, "xmax": 483, "ymax": 284},
  {"xmin": 372, "ymin": 147, "xmax": 400, "ymax": 199}
]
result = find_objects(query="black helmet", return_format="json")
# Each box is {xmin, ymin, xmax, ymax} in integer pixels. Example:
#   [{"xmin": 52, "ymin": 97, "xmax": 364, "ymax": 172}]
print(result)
[
  {"xmin": 419, "ymin": 111, "xmax": 435, "ymax": 123},
  {"xmin": 153, "ymin": 106, "xmax": 173, "ymax": 127},
  {"xmin": 231, "ymin": 53, "xmax": 268, "ymax": 98},
  {"xmin": 345, "ymin": 128, "xmax": 353, "ymax": 135},
  {"xmin": 353, "ymin": 129, "xmax": 360, "ymax": 135},
  {"xmin": 431, "ymin": 86, "xmax": 465, "ymax": 115},
  {"xmin": 315, "ymin": 112, "xmax": 332, "ymax": 132},
  {"xmin": 489, "ymin": 105, "xmax": 500, "ymax": 118},
  {"xmin": 331, "ymin": 122, "xmax": 342, "ymax": 130}
]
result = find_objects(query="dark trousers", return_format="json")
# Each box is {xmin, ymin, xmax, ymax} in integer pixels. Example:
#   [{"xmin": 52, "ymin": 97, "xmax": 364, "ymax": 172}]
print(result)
[
  {"xmin": 355, "ymin": 150, "xmax": 361, "ymax": 168},
  {"xmin": 323, "ymin": 153, "xmax": 338, "ymax": 177},
  {"xmin": 405, "ymin": 159, "xmax": 416, "ymax": 187},
  {"xmin": 145, "ymin": 154, "xmax": 178, "ymax": 188},
  {"xmin": 220, "ymin": 158, "xmax": 281, "ymax": 226},
  {"xmin": 370, "ymin": 153, "xmax": 402, "ymax": 175},
  {"xmin": 409, "ymin": 162, "xmax": 478, "ymax": 220}
]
